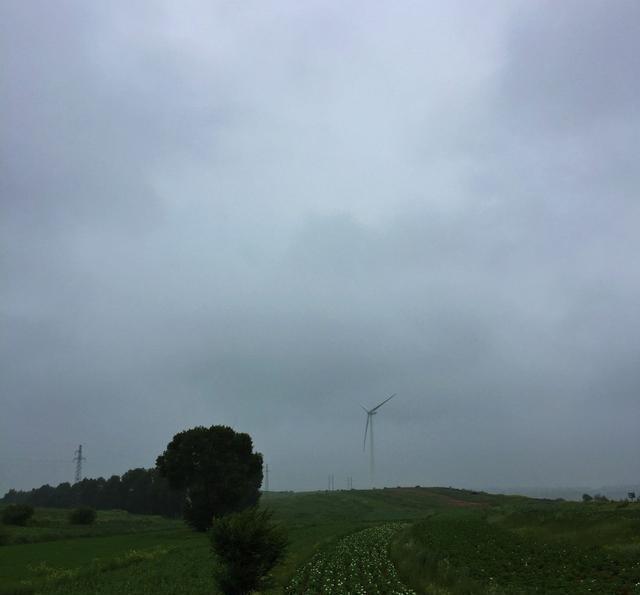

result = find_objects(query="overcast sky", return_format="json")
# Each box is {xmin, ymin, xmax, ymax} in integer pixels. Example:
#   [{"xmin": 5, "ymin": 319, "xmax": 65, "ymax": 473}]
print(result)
[{"xmin": 2, "ymin": 1, "xmax": 639, "ymax": 495}]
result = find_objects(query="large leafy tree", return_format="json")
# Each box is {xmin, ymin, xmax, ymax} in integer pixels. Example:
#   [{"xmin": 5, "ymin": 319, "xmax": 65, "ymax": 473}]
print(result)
[{"xmin": 156, "ymin": 425, "xmax": 263, "ymax": 531}]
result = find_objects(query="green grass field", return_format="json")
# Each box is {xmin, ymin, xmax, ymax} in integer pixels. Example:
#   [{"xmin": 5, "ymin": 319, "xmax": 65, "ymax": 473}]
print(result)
[
  {"xmin": 1, "ymin": 490, "xmax": 639, "ymax": 594},
  {"xmin": 390, "ymin": 500, "xmax": 640, "ymax": 595}
]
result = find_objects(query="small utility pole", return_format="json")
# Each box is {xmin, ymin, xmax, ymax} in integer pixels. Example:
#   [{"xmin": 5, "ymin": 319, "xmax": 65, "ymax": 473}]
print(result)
[
  {"xmin": 265, "ymin": 464, "xmax": 269, "ymax": 493},
  {"xmin": 73, "ymin": 444, "xmax": 85, "ymax": 483}
]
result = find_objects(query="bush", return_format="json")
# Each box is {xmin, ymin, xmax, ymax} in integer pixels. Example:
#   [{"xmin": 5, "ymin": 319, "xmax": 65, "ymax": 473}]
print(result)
[
  {"xmin": 2, "ymin": 504, "xmax": 34, "ymax": 526},
  {"xmin": 69, "ymin": 507, "xmax": 97, "ymax": 525},
  {"xmin": 209, "ymin": 507, "xmax": 287, "ymax": 595}
]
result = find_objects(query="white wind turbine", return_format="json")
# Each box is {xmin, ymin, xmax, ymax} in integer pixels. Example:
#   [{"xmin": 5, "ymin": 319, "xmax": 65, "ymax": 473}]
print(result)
[{"xmin": 362, "ymin": 393, "xmax": 396, "ymax": 489}]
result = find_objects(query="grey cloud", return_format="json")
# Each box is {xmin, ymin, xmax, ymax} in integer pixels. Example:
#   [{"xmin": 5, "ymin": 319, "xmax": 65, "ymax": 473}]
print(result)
[
  {"xmin": 502, "ymin": 0, "xmax": 640, "ymax": 129},
  {"xmin": 1, "ymin": 1, "xmax": 638, "ymax": 495}
]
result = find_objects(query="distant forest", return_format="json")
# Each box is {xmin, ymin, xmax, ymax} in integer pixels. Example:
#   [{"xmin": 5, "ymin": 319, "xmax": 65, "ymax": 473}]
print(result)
[{"xmin": 1, "ymin": 468, "xmax": 184, "ymax": 517}]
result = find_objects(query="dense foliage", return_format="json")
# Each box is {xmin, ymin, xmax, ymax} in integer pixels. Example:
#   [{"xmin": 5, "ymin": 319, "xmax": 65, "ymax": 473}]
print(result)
[
  {"xmin": 69, "ymin": 507, "xmax": 97, "ymax": 525},
  {"xmin": 1, "ymin": 468, "xmax": 183, "ymax": 517},
  {"xmin": 156, "ymin": 425, "xmax": 263, "ymax": 531},
  {"xmin": 210, "ymin": 507, "xmax": 288, "ymax": 595},
  {"xmin": 2, "ymin": 504, "xmax": 35, "ymax": 526}
]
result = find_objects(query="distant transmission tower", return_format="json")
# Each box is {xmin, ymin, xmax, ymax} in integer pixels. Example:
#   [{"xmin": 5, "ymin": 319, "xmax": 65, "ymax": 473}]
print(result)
[
  {"xmin": 327, "ymin": 474, "xmax": 334, "ymax": 491},
  {"xmin": 73, "ymin": 444, "xmax": 85, "ymax": 483}
]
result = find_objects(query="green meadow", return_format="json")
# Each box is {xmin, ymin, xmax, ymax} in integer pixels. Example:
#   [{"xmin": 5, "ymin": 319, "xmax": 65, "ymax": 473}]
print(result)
[{"xmin": 1, "ymin": 489, "xmax": 639, "ymax": 594}]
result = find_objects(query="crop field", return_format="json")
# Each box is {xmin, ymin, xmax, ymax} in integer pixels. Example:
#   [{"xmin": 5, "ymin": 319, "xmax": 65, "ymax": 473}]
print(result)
[
  {"xmin": 2, "ymin": 490, "xmax": 640, "ymax": 594},
  {"xmin": 285, "ymin": 523, "xmax": 415, "ymax": 594},
  {"xmin": 391, "ymin": 504, "xmax": 640, "ymax": 595}
]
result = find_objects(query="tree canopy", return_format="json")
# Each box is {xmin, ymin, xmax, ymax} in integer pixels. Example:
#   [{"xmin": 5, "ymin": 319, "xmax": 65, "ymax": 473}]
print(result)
[
  {"xmin": 156, "ymin": 425, "xmax": 263, "ymax": 531},
  {"xmin": 1, "ymin": 469, "xmax": 183, "ymax": 517}
]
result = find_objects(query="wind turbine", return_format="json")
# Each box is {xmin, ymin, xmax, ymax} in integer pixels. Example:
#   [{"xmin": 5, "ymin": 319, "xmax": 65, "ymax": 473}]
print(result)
[{"xmin": 362, "ymin": 393, "xmax": 396, "ymax": 489}]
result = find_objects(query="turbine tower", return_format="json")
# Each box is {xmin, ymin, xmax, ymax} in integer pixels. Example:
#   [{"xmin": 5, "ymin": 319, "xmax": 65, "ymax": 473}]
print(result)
[{"xmin": 362, "ymin": 394, "xmax": 396, "ymax": 489}]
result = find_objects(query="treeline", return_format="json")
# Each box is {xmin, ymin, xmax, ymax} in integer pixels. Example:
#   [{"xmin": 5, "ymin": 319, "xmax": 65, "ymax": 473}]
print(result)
[{"xmin": 1, "ymin": 468, "xmax": 184, "ymax": 517}]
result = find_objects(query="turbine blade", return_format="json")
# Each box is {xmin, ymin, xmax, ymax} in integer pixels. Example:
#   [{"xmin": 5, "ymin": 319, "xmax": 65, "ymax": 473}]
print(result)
[
  {"xmin": 360, "ymin": 405, "xmax": 370, "ymax": 413},
  {"xmin": 363, "ymin": 414, "xmax": 370, "ymax": 451},
  {"xmin": 370, "ymin": 393, "xmax": 396, "ymax": 413}
]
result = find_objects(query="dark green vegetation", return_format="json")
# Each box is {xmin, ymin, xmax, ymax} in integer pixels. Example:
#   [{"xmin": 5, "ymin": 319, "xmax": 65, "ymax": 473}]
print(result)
[
  {"xmin": 0, "ymin": 507, "xmax": 186, "ymax": 594},
  {"xmin": 209, "ymin": 507, "xmax": 288, "ymax": 594},
  {"xmin": 156, "ymin": 425, "xmax": 263, "ymax": 531},
  {"xmin": 0, "ymin": 488, "xmax": 476, "ymax": 594},
  {"xmin": 2, "ymin": 505, "xmax": 34, "ymax": 527},
  {"xmin": 2, "ymin": 489, "xmax": 639, "ymax": 594},
  {"xmin": 68, "ymin": 507, "xmax": 97, "ymax": 525},
  {"xmin": 391, "ymin": 498, "xmax": 640, "ymax": 594},
  {"xmin": 0, "ymin": 507, "xmax": 182, "ymax": 548},
  {"xmin": 2, "ymin": 469, "xmax": 183, "ymax": 517}
]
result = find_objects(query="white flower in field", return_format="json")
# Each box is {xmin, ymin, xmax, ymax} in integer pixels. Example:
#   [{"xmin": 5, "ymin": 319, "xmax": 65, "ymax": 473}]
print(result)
[{"xmin": 286, "ymin": 523, "xmax": 415, "ymax": 594}]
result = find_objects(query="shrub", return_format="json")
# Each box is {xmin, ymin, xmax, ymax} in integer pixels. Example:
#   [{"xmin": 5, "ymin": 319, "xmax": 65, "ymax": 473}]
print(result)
[
  {"xmin": 2, "ymin": 504, "xmax": 34, "ymax": 526},
  {"xmin": 209, "ymin": 507, "xmax": 287, "ymax": 595},
  {"xmin": 69, "ymin": 507, "xmax": 97, "ymax": 525}
]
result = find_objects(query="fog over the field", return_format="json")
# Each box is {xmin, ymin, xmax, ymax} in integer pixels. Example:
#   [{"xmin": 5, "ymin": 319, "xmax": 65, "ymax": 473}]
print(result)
[{"xmin": 2, "ymin": 1, "xmax": 639, "ymax": 495}]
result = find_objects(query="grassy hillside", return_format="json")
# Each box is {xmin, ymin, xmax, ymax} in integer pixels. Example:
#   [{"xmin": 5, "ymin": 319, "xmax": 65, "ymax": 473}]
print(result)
[
  {"xmin": 2, "ymin": 489, "xmax": 637, "ymax": 594},
  {"xmin": 1, "ymin": 488, "xmax": 495, "ymax": 594}
]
